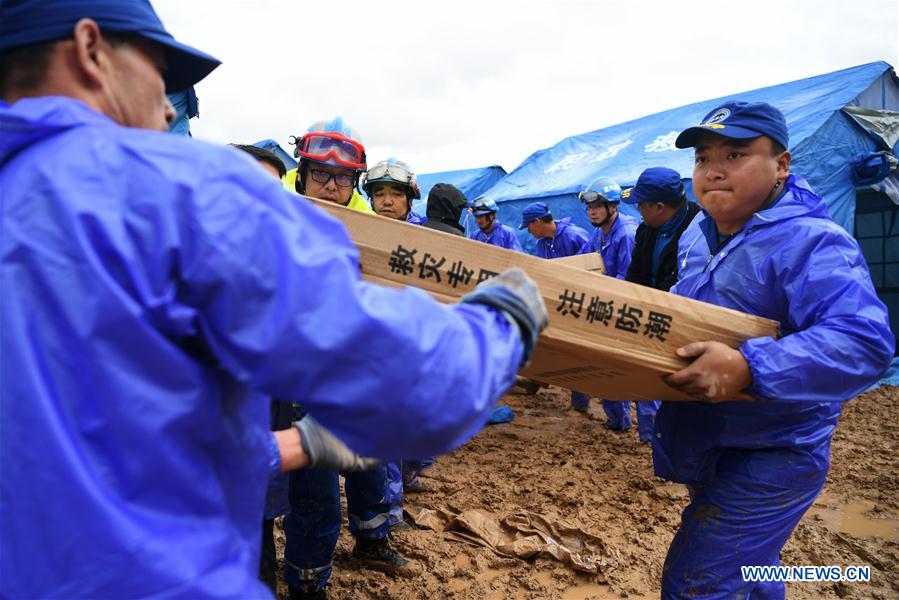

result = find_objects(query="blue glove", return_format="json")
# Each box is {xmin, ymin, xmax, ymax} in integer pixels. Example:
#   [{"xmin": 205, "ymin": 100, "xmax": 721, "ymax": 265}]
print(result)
[{"xmin": 460, "ymin": 268, "xmax": 548, "ymax": 365}]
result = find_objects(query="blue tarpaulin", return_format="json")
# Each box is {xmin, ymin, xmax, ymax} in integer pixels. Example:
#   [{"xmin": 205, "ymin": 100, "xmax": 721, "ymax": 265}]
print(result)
[{"xmin": 482, "ymin": 61, "xmax": 899, "ymax": 254}]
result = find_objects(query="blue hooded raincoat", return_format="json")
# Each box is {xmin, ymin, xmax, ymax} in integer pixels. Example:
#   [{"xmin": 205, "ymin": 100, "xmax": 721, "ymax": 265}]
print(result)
[
  {"xmin": 534, "ymin": 218, "xmax": 589, "ymax": 259},
  {"xmin": 655, "ymin": 174, "xmax": 894, "ymax": 599},
  {"xmin": 0, "ymin": 97, "xmax": 523, "ymax": 599},
  {"xmin": 470, "ymin": 221, "xmax": 523, "ymax": 252},
  {"xmin": 577, "ymin": 213, "xmax": 638, "ymax": 279}
]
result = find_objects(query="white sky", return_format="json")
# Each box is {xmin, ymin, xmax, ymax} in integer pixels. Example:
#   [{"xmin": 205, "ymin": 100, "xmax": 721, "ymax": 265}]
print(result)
[{"xmin": 155, "ymin": 0, "xmax": 898, "ymax": 175}]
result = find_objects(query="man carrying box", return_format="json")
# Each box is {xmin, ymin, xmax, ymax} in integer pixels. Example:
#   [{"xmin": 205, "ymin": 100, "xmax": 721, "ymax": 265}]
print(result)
[
  {"xmin": 573, "ymin": 177, "xmax": 638, "ymax": 429},
  {"xmin": 658, "ymin": 101, "xmax": 894, "ymax": 599},
  {"xmin": 520, "ymin": 201, "xmax": 590, "ymax": 259},
  {"xmin": 468, "ymin": 195, "xmax": 523, "ymax": 251}
]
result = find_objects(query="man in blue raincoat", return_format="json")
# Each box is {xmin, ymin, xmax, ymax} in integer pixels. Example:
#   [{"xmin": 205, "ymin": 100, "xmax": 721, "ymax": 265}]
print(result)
[
  {"xmin": 468, "ymin": 196, "xmax": 524, "ymax": 251},
  {"xmin": 0, "ymin": 2, "xmax": 549, "ymax": 599},
  {"xmin": 520, "ymin": 201, "xmax": 590, "ymax": 259},
  {"xmin": 573, "ymin": 177, "xmax": 638, "ymax": 429},
  {"xmin": 658, "ymin": 101, "xmax": 894, "ymax": 599},
  {"xmin": 363, "ymin": 157, "xmax": 426, "ymax": 225},
  {"xmin": 361, "ymin": 157, "xmax": 429, "ymax": 533}
]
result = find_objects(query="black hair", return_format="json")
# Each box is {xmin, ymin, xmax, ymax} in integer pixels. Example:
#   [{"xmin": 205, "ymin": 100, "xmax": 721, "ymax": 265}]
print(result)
[
  {"xmin": 539, "ymin": 215, "xmax": 554, "ymax": 224},
  {"xmin": 0, "ymin": 32, "xmax": 134, "ymax": 99},
  {"xmin": 770, "ymin": 140, "xmax": 787, "ymax": 156},
  {"xmin": 231, "ymin": 144, "xmax": 287, "ymax": 178}
]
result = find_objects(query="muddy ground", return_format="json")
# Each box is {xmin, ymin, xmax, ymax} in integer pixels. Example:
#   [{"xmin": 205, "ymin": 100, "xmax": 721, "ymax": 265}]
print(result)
[{"xmin": 274, "ymin": 385, "xmax": 899, "ymax": 599}]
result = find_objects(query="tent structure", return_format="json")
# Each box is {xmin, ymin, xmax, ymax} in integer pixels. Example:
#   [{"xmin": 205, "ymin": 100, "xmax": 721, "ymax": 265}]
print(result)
[
  {"xmin": 412, "ymin": 165, "xmax": 507, "ymax": 224},
  {"xmin": 481, "ymin": 61, "xmax": 899, "ymax": 350},
  {"xmin": 486, "ymin": 61, "xmax": 897, "ymax": 232}
]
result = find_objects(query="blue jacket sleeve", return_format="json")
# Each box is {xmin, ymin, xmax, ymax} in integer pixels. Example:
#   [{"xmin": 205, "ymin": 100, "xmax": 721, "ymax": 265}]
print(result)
[
  {"xmin": 740, "ymin": 228, "xmax": 894, "ymax": 403},
  {"xmin": 171, "ymin": 151, "xmax": 524, "ymax": 460},
  {"xmin": 614, "ymin": 232, "xmax": 636, "ymax": 280},
  {"xmin": 508, "ymin": 229, "xmax": 523, "ymax": 252},
  {"xmin": 576, "ymin": 230, "xmax": 598, "ymax": 255}
]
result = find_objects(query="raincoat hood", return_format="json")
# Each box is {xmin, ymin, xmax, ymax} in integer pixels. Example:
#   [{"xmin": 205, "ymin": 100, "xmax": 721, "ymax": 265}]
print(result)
[{"xmin": 425, "ymin": 183, "xmax": 467, "ymax": 222}]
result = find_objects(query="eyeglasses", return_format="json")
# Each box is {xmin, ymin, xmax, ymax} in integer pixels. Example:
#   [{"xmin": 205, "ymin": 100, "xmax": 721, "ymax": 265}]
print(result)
[
  {"xmin": 296, "ymin": 132, "xmax": 366, "ymax": 170},
  {"xmin": 309, "ymin": 168, "xmax": 355, "ymax": 188}
]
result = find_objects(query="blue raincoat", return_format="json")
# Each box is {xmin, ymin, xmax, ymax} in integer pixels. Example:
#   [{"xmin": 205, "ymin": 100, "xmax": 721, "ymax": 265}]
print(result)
[
  {"xmin": 655, "ymin": 174, "xmax": 894, "ymax": 599},
  {"xmin": 0, "ymin": 97, "xmax": 523, "ymax": 599},
  {"xmin": 533, "ymin": 218, "xmax": 590, "ymax": 259},
  {"xmin": 470, "ymin": 222, "xmax": 524, "ymax": 251},
  {"xmin": 406, "ymin": 210, "xmax": 427, "ymax": 225},
  {"xmin": 577, "ymin": 213, "xmax": 638, "ymax": 279}
]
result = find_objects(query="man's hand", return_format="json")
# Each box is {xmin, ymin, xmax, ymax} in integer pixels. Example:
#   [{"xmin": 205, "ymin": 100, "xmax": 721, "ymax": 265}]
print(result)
[
  {"xmin": 663, "ymin": 341, "xmax": 752, "ymax": 402},
  {"xmin": 293, "ymin": 416, "xmax": 381, "ymax": 471}
]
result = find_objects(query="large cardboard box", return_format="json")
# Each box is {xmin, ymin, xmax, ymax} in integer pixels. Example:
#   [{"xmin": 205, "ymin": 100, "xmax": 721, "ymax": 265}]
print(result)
[{"xmin": 312, "ymin": 198, "xmax": 779, "ymax": 401}]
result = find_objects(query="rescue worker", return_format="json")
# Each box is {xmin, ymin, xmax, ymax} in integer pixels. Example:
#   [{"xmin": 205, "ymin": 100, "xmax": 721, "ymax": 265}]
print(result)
[
  {"xmin": 361, "ymin": 157, "xmax": 428, "ymax": 531},
  {"xmin": 519, "ymin": 201, "xmax": 590, "ymax": 258},
  {"xmin": 467, "ymin": 196, "xmax": 523, "ymax": 251},
  {"xmin": 422, "ymin": 183, "xmax": 468, "ymax": 235},
  {"xmin": 0, "ymin": 2, "xmax": 550, "ymax": 599},
  {"xmin": 363, "ymin": 157, "xmax": 426, "ymax": 224},
  {"xmin": 519, "ymin": 201, "xmax": 595, "ymax": 414},
  {"xmin": 658, "ymin": 101, "xmax": 894, "ymax": 598},
  {"xmin": 576, "ymin": 177, "xmax": 637, "ymax": 279},
  {"xmin": 283, "ymin": 132, "xmax": 418, "ymax": 594},
  {"xmin": 567, "ymin": 178, "xmax": 637, "ymax": 427},
  {"xmin": 621, "ymin": 167, "xmax": 702, "ymax": 443},
  {"xmin": 285, "ymin": 117, "xmax": 374, "ymax": 213}
]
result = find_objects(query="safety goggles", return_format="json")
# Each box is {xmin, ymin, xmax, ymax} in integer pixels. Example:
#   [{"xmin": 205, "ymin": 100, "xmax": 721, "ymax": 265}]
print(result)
[
  {"xmin": 366, "ymin": 161, "xmax": 414, "ymax": 185},
  {"xmin": 309, "ymin": 168, "xmax": 355, "ymax": 188},
  {"xmin": 297, "ymin": 132, "xmax": 366, "ymax": 170},
  {"xmin": 578, "ymin": 190, "xmax": 611, "ymax": 205}
]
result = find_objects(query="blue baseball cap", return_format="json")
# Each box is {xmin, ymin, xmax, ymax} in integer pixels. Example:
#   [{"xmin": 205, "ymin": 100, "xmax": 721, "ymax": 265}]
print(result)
[
  {"xmin": 675, "ymin": 101, "xmax": 789, "ymax": 150},
  {"xmin": 0, "ymin": 0, "xmax": 221, "ymax": 92},
  {"xmin": 621, "ymin": 167, "xmax": 685, "ymax": 205},
  {"xmin": 519, "ymin": 201, "xmax": 551, "ymax": 230}
]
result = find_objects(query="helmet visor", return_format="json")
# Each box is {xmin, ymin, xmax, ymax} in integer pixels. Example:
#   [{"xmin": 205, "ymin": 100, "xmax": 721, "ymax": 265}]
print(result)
[
  {"xmin": 299, "ymin": 132, "xmax": 365, "ymax": 170},
  {"xmin": 366, "ymin": 162, "xmax": 414, "ymax": 185},
  {"xmin": 578, "ymin": 190, "xmax": 611, "ymax": 204}
]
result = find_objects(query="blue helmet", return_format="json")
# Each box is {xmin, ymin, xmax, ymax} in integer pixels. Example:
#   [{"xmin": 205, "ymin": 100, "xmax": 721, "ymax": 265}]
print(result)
[
  {"xmin": 578, "ymin": 176, "xmax": 622, "ymax": 204},
  {"xmin": 468, "ymin": 196, "xmax": 499, "ymax": 216}
]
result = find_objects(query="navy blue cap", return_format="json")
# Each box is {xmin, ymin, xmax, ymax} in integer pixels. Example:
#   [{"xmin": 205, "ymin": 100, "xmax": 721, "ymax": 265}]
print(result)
[
  {"xmin": 621, "ymin": 167, "xmax": 685, "ymax": 205},
  {"xmin": 675, "ymin": 101, "xmax": 789, "ymax": 150},
  {"xmin": 0, "ymin": 0, "xmax": 221, "ymax": 92},
  {"xmin": 519, "ymin": 201, "xmax": 551, "ymax": 229}
]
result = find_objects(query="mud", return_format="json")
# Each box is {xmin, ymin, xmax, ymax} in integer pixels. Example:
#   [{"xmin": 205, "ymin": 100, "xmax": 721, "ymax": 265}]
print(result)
[{"xmin": 274, "ymin": 385, "xmax": 898, "ymax": 599}]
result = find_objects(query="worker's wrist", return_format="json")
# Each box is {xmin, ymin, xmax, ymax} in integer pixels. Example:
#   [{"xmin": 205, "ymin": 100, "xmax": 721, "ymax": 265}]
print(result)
[{"xmin": 274, "ymin": 427, "xmax": 309, "ymax": 472}]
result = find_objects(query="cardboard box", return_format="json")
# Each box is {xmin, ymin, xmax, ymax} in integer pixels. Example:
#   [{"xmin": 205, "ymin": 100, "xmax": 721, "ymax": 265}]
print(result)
[
  {"xmin": 312, "ymin": 198, "xmax": 779, "ymax": 401},
  {"xmin": 551, "ymin": 252, "xmax": 606, "ymax": 275}
]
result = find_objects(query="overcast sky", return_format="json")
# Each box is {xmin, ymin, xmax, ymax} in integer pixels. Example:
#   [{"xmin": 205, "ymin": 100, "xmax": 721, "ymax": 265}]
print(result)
[{"xmin": 154, "ymin": 0, "xmax": 898, "ymax": 175}]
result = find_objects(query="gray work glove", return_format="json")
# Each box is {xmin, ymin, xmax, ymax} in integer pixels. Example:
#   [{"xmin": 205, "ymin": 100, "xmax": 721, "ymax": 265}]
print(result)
[
  {"xmin": 293, "ymin": 416, "xmax": 380, "ymax": 471},
  {"xmin": 460, "ymin": 268, "xmax": 549, "ymax": 365}
]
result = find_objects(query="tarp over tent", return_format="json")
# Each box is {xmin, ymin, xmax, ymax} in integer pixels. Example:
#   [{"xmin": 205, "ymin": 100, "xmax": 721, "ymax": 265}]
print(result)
[
  {"xmin": 413, "ymin": 165, "xmax": 507, "ymax": 217},
  {"xmin": 484, "ymin": 61, "xmax": 899, "ymax": 249}
]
